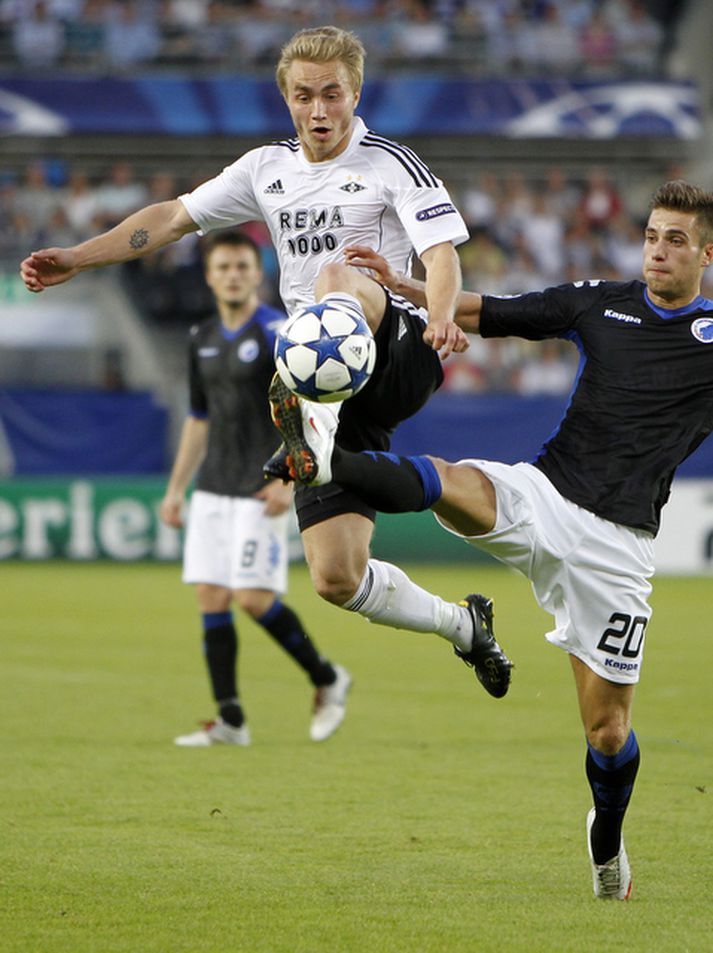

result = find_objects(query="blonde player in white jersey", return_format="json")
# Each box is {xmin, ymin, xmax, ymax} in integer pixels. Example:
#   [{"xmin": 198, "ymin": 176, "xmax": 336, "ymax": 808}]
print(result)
[{"xmin": 20, "ymin": 26, "xmax": 512, "ymax": 699}]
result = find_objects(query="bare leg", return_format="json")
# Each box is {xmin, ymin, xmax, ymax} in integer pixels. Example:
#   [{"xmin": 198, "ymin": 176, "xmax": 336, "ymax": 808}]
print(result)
[
  {"xmin": 570, "ymin": 655, "xmax": 634, "ymax": 754},
  {"xmin": 571, "ymin": 655, "xmax": 639, "ymax": 879},
  {"xmin": 430, "ymin": 459, "xmax": 497, "ymax": 537},
  {"xmin": 195, "ymin": 582, "xmax": 232, "ymax": 613},
  {"xmin": 314, "ymin": 262, "xmax": 388, "ymax": 334},
  {"xmin": 301, "ymin": 512, "xmax": 375, "ymax": 606}
]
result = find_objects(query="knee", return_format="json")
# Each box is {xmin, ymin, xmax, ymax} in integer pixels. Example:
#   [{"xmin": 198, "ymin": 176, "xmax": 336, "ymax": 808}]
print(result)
[
  {"xmin": 196, "ymin": 583, "xmax": 231, "ymax": 613},
  {"xmin": 310, "ymin": 565, "xmax": 361, "ymax": 607},
  {"xmin": 437, "ymin": 460, "xmax": 463, "ymax": 487},
  {"xmin": 233, "ymin": 590, "xmax": 275, "ymax": 619},
  {"xmin": 315, "ymin": 261, "xmax": 352, "ymax": 295},
  {"xmin": 586, "ymin": 717, "xmax": 631, "ymax": 757}
]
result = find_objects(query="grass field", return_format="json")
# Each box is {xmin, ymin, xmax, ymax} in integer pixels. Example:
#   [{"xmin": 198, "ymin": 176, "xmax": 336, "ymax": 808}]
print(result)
[{"xmin": 2, "ymin": 561, "xmax": 712, "ymax": 953}]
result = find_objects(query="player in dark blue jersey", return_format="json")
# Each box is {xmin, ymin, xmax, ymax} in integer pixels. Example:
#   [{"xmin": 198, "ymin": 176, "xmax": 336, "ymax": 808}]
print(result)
[
  {"xmin": 160, "ymin": 231, "xmax": 351, "ymax": 746},
  {"xmin": 272, "ymin": 180, "xmax": 713, "ymax": 897}
]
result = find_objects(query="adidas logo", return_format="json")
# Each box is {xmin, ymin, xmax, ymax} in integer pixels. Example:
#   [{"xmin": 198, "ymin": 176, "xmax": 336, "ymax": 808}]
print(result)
[
  {"xmin": 264, "ymin": 179, "xmax": 284, "ymax": 195},
  {"xmin": 397, "ymin": 316, "xmax": 408, "ymax": 340}
]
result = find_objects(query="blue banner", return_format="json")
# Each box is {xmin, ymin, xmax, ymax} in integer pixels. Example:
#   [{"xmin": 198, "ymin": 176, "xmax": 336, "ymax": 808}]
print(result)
[
  {"xmin": 0, "ymin": 389, "xmax": 168, "ymax": 475},
  {"xmin": 2, "ymin": 389, "xmax": 711, "ymax": 479},
  {"xmin": 392, "ymin": 392, "xmax": 713, "ymax": 477},
  {"xmin": 0, "ymin": 76, "xmax": 700, "ymax": 138}
]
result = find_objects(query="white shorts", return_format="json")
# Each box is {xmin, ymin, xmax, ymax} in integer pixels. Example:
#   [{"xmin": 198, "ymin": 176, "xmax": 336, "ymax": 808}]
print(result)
[
  {"xmin": 436, "ymin": 461, "xmax": 655, "ymax": 684},
  {"xmin": 183, "ymin": 490, "xmax": 289, "ymax": 593}
]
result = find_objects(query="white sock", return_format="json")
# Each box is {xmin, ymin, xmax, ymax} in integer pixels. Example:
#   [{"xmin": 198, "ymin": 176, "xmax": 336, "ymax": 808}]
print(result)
[{"xmin": 343, "ymin": 559, "xmax": 473, "ymax": 650}]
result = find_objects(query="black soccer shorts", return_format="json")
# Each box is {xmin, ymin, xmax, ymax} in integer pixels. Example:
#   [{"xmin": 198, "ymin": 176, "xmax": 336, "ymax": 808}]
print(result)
[{"xmin": 295, "ymin": 291, "xmax": 443, "ymax": 531}]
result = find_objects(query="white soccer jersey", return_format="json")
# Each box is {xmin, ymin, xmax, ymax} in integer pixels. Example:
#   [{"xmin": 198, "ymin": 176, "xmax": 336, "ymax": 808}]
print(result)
[{"xmin": 179, "ymin": 116, "xmax": 468, "ymax": 316}]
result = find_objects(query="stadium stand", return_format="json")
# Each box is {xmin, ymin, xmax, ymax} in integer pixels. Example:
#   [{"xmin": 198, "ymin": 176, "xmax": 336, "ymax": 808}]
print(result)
[{"xmin": 0, "ymin": 1, "xmax": 676, "ymax": 79}]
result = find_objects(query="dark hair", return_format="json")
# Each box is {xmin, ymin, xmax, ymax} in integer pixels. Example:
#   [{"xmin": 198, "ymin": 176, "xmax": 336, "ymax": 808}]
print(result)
[
  {"xmin": 201, "ymin": 230, "xmax": 263, "ymax": 267},
  {"xmin": 650, "ymin": 180, "xmax": 713, "ymax": 245}
]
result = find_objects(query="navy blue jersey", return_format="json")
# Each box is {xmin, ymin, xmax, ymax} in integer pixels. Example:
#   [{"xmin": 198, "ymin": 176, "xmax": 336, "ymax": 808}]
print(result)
[
  {"xmin": 189, "ymin": 304, "xmax": 285, "ymax": 496},
  {"xmin": 481, "ymin": 280, "xmax": 713, "ymax": 533}
]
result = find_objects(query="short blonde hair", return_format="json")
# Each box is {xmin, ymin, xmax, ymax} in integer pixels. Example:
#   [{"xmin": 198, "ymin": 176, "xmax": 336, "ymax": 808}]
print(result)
[{"xmin": 276, "ymin": 25, "xmax": 365, "ymax": 98}]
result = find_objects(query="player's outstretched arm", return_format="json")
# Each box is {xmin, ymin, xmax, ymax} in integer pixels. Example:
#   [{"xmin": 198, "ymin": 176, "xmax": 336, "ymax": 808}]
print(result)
[
  {"xmin": 20, "ymin": 199, "xmax": 198, "ymax": 293},
  {"xmin": 344, "ymin": 244, "xmax": 483, "ymax": 333}
]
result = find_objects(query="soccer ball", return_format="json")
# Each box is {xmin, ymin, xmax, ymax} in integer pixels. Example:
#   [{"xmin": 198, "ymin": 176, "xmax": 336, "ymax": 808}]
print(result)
[{"xmin": 274, "ymin": 301, "xmax": 377, "ymax": 403}]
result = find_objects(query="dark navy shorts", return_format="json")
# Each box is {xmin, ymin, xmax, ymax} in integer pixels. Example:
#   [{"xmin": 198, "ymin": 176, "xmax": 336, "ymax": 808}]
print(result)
[{"xmin": 295, "ymin": 290, "xmax": 443, "ymax": 531}]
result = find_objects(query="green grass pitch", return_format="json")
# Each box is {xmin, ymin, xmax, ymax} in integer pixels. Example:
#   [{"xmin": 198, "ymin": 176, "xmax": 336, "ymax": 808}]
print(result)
[{"xmin": 2, "ymin": 561, "xmax": 711, "ymax": 953}]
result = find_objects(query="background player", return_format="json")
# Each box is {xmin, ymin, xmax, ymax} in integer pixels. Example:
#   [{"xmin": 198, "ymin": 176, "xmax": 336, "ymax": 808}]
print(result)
[
  {"xmin": 20, "ymin": 25, "xmax": 511, "ymax": 699},
  {"xmin": 160, "ymin": 231, "xmax": 350, "ymax": 745},
  {"xmin": 271, "ymin": 180, "xmax": 713, "ymax": 898}
]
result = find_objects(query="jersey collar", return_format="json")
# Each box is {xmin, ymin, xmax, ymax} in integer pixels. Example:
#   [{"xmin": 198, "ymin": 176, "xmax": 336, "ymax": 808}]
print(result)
[
  {"xmin": 296, "ymin": 116, "xmax": 367, "ymax": 170},
  {"xmin": 218, "ymin": 305, "xmax": 264, "ymax": 340},
  {"xmin": 643, "ymin": 287, "xmax": 713, "ymax": 320}
]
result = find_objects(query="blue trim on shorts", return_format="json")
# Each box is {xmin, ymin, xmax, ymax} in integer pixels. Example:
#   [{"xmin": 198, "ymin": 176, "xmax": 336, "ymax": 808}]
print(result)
[
  {"xmin": 202, "ymin": 611, "xmax": 234, "ymax": 631},
  {"xmin": 587, "ymin": 730, "xmax": 638, "ymax": 771}
]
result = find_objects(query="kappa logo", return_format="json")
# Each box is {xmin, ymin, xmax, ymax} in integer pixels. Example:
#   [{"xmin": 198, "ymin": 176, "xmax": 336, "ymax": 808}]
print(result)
[
  {"xmin": 691, "ymin": 317, "xmax": 713, "ymax": 343},
  {"xmin": 604, "ymin": 658, "xmax": 639, "ymax": 673},
  {"xmin": 264, "ymin": 179, "xmax": 284, "ymax": 195},
  {"xmin": 603, "ymin": 308, "xmax": 642, "ymax": 325}
]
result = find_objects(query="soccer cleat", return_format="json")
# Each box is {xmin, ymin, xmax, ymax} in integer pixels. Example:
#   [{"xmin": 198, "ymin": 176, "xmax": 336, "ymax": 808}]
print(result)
[
  {"xmin": 587, "ymin": 808, "xmax": 632, "ymax": 900},
  {"xmin": 268, "ymin": 373, "xmax": 338, "ymax": 485},
  {"xmin": 174, "ymin": 716, "xmax": 251, "ymax": 747},
  {"xmin": 454, "ymin": 594, "xmax": 512, "ymax": 698},
  {"xmin": 310, "ymin": 663, "xmax": 352, "ymax": 742},
  {"xmin": 263, "ymin": 442, "xmax": 292, "ymax": 482}
]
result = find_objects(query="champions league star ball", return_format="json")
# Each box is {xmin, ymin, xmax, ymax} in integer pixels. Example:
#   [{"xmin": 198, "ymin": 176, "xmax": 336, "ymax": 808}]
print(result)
[{"xmin": 275, "ymin": 301, "xmax": 377, "ymax": 403}]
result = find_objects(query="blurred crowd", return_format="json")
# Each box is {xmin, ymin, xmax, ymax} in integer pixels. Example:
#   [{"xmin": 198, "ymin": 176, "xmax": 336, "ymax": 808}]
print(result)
[
  {"xmin": 7, "ymin": 155, "xmax": 704, "ymax": 395},
  {"xmin": 0, "ymin": 0, "xmax": 673, "ymax": 77}
]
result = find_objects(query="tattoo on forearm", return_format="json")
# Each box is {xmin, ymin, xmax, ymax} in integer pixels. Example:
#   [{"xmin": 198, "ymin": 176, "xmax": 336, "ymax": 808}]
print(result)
[{"xmin": 129, "ymin": 228, "xmax": 149, "ymax": 250}]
